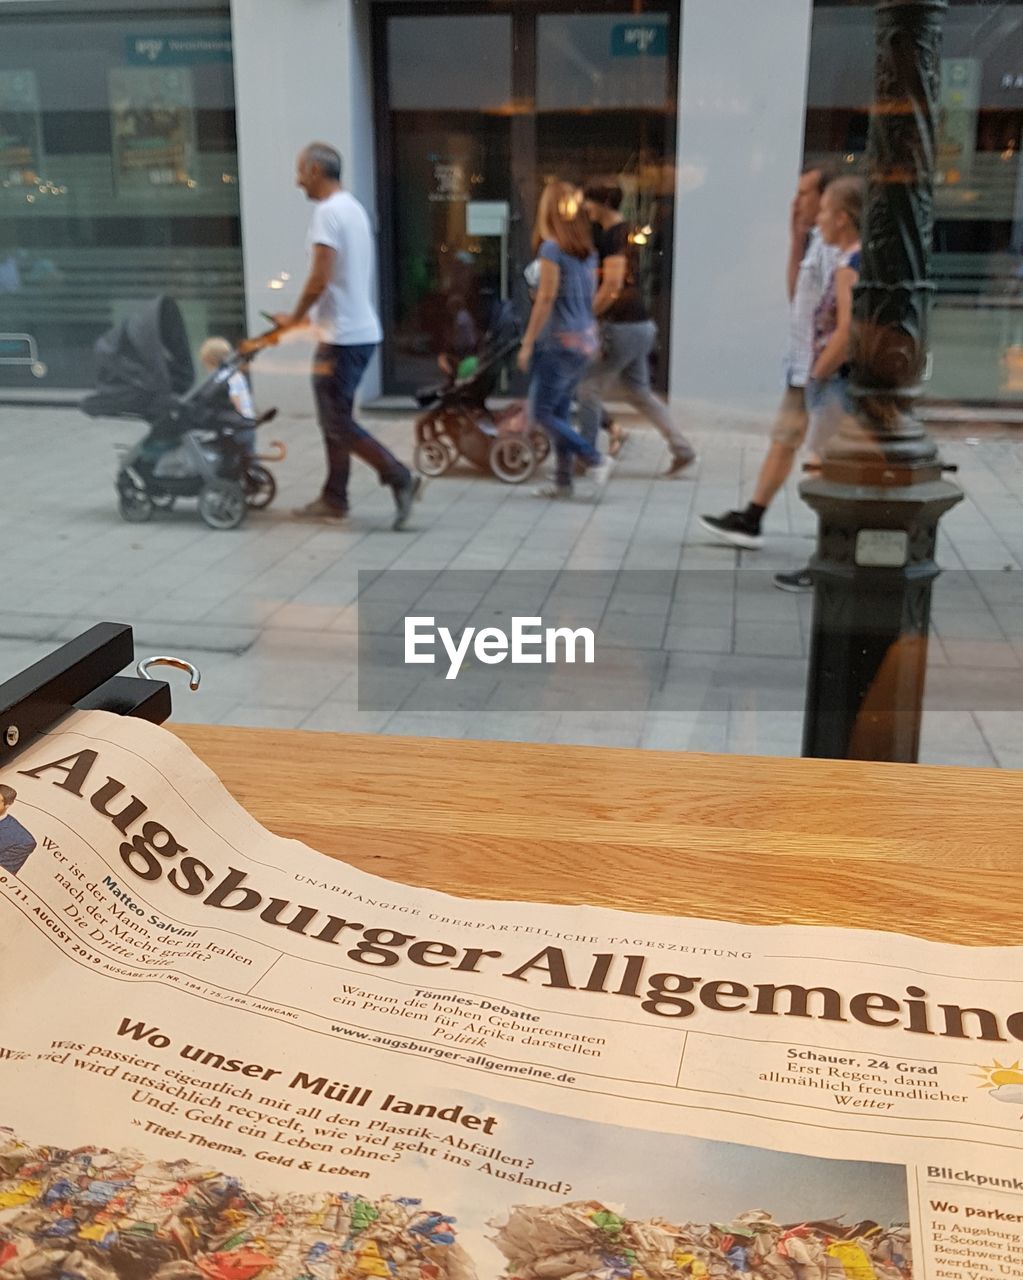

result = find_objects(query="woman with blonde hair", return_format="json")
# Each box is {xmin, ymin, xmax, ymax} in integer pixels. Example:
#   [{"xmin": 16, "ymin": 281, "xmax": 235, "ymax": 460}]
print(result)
[{"xmin": 518, "ymin": 179, "xmax": 613, "ymax": 498}]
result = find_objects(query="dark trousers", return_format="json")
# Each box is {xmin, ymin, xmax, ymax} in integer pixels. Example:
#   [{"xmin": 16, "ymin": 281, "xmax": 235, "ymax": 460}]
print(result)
[{"xmin": 312, "ymin": 342, "xmax": 408, "ymax": 511}]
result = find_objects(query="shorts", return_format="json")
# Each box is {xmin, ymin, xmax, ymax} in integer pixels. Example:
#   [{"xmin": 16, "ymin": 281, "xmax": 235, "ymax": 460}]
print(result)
[
  {"xmin": 805, "ymin": 375, "xmax": 852, "ymax": 457},
  {"xmin": 769, "ymin": 384, "xmax": 809, "ymax": 449}
]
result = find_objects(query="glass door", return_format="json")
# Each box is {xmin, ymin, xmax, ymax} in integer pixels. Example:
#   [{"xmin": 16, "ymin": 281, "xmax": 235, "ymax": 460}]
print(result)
[
  {"xmin": 375, "ymin": 3, "xmax": 678, "ymax": 396},
  {"xmin": 379, "ymin": 13, "xmax": 514, "ymax": 394}
]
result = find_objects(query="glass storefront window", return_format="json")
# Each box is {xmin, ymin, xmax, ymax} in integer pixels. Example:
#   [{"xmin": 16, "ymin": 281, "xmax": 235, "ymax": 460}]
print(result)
[
  {"xmin": 807, "ymin": 0, "xmax": 1023, "ymax": 406},
  {"xmin": 376, "ymin": 2, "xmax": 676, "ymax": 396},
  {"xmin": 0, "ymin": 5, "xmax": 243, "ymax": 389}
]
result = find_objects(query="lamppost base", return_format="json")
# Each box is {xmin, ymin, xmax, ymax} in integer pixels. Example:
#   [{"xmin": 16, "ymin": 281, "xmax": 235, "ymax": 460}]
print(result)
[{"xmin": 799, "ymin": 472, "xmax": 962, "ymax": 762}]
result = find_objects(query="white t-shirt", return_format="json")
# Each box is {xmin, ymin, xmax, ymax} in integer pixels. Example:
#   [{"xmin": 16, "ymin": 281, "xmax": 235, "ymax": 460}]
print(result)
[
  {"xmin": 306, "ymin": 189, "xmax": 383, "ymax": 346},
  {"xmin": 786, "ymin": 228, "xmax": 840, "ymax": 387}
]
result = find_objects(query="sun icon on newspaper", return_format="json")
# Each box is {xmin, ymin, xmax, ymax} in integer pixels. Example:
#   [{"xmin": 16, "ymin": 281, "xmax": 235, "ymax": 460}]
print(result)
[{"xmin": 975, "ymin": 1060, "xmax": 1023, "ymax": 1104}]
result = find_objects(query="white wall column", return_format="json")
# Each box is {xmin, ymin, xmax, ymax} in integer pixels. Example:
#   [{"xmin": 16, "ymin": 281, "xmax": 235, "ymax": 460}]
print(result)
[
  {"xmin": 670, "ymin": 0, "xmax": 814, "ymax": 423},
  {"xmin": 230, "ymin": 0, "xmax": 379, "ymax": 411}
]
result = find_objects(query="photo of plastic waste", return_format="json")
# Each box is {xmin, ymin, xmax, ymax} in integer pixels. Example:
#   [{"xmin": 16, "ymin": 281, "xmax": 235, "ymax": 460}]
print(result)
[
  {"xmin": 490, "ymin": 1202, "xmax": 912, "ymax": 1280},
  {"xmin": 0, "ymin": 1131, "xmax": 477, "ymax": 1280}
]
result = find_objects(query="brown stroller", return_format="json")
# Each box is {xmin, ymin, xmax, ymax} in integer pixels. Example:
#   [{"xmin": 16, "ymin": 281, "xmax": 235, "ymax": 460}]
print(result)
[{"xmin": 413, "ymin": 301, "xmax": 550, "ymax": 484}]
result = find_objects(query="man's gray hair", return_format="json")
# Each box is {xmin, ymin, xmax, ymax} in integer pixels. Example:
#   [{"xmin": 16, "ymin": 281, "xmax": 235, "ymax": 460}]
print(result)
[{"xmin": 304, "ymin": 142, "xmax": 342, "ymax": 182}]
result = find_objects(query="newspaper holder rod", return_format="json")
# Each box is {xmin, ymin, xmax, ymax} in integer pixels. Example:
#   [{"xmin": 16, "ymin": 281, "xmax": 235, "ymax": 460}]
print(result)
[{"xmin": 0, "ymin": 623, "xmax": 173, "ymax": 765}]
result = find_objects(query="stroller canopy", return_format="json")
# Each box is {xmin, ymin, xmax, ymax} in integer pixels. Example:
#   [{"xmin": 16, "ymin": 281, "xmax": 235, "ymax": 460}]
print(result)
[{"xmin": 81, "ymin": 295, "xmax": 194, "ymax": 419}]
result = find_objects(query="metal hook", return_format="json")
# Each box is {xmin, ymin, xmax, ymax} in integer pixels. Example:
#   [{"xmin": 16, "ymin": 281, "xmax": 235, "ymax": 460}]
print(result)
[{"xmin": 137, "ymin": 656, "xmax": 202, "ymax": 692}]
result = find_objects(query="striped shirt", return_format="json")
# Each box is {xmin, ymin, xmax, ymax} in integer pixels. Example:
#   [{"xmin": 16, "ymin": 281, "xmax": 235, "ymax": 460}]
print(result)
[{"xmin": 786, "ymin": 228, "xmax": 840, "ymax": 387}]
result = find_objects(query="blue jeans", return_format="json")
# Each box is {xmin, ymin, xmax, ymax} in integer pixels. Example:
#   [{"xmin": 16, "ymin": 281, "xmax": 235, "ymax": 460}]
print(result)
[
  {"xmin": 529, "ymin": 344, "xmax": 600, "ymax": 488},
  {"xmin": 312, "ymin": 343, "xmax": 408, "ymax": 511}
]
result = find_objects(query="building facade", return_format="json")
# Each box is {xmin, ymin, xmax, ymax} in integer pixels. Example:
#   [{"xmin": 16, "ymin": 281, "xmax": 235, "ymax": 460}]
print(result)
[{"xmin": 2, "ymin": 0, "xmax": 1022, "ymax": 414}]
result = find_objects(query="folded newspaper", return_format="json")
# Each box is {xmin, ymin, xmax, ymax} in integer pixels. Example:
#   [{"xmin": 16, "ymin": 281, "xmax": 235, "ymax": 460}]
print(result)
[{"xmin": 1, "ymin": 710, "xmax": 1021, "ymax": 1280}]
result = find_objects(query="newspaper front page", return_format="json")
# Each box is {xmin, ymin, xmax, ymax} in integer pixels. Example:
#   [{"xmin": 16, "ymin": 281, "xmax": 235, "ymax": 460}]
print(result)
[{"xmin": 1, "ymin": 711, "xmax": 1021, "ymax": 1280}]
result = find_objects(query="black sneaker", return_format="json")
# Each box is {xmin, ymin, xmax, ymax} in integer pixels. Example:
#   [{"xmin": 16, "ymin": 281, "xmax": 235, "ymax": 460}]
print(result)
[
  {"xmin": 773, "ymin": 568, "xmax": 814, "ymax": 593},
  {"xmin": 697, "ymin": 511, "xmax": 763, "ymax": 550},
  {"xmin": 392, "ymin": 472, "xmax": 423, "ymax": 531}
]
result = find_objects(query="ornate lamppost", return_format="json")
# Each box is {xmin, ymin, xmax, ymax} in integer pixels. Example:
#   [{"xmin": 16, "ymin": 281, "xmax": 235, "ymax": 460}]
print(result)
[{"xmin": 800, "ymin": 0, "xmax": 963, "ymax": 762}]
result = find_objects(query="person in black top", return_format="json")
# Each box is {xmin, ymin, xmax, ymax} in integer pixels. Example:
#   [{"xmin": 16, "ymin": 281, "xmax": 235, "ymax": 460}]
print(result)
[{"xmin": 577, "ymin": 180, "xmax": 696, "ymax": 476}]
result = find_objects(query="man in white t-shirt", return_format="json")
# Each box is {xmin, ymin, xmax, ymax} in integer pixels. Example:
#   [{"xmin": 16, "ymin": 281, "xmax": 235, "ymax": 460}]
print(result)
[{"xmin": 270, "ymin": 142, "xmax": 421, "ymax": 530}]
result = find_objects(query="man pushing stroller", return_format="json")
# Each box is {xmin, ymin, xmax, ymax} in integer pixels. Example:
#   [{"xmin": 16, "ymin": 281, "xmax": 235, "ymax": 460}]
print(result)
[{"xmin": 256, "ymin": 141, "xmax": 422, "ymax": 532}]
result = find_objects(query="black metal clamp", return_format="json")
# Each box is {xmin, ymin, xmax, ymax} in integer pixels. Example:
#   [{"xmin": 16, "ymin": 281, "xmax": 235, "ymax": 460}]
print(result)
[{"xmin": 0, "ymin": 623, "xmax": 199, "ymax": 765}]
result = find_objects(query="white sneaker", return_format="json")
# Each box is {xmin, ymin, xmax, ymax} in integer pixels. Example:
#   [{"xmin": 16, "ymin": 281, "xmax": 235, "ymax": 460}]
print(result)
[
  {"xmin": 533, "ymin": 481, "xmax": 573, "ymax": 499},
  {"xmin": 586, "ymin": 455, "xmax": 615, "ymax": 497}
]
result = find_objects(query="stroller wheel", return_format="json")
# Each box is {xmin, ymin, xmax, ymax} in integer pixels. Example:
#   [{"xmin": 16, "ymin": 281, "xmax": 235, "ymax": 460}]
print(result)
[
  {"xmin": 243, "ymin": 463, "xmax": 277, "ymax": 509},
  {"xmin": 489, "ymin": 436, "xmax": 537, "ymax": 485},
  {"xmin": 117, "ymin": 477, "xmax": 154, "ymax": 524},
  {"xmin": 530, "ymin": 429, "xmax": 551, "ymax": 463},
  {"xmin": 198, "ymin": 481, "xmax": 247, "ymax": 531},
  {"xmin": 414, "ymin": 438, "xmax": 455, "ymax": 478}
]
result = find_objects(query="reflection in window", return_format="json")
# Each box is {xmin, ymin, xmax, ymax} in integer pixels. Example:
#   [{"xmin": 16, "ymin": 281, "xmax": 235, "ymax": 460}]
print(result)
[
  {"xmin": 0, "ymin": 9, "xmax": 242, "ymax": 389},
  {"xmin": 537, "ymin": 12, "xmax": 670, "ymax": 112},
  {"xmin": 807, "ymin": 0, "xmax": 1023, "ymax": 404}
]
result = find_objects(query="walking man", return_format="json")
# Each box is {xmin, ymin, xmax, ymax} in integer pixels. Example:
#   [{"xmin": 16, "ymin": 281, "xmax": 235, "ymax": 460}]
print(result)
[
  {"xmin": 699, "ymin": 165, "xmax": 838, "ymax": 548},
  {"xmin": 577, "ymin": 180, "xmax": 695, "ymax": 477},
  {"xmin": 272, "ymin": 142, "xmax": 420, "ymax": 530}
]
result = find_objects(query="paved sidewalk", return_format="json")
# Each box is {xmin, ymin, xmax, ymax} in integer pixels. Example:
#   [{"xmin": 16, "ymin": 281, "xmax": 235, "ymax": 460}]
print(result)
[{"xmin": 2, "ymin": 404, "xmax": 1021, "ymax": 767}]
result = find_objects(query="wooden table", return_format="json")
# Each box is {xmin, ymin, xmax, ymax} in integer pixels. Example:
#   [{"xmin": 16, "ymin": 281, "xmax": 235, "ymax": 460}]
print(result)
[{"xmin": 175, "ymin": 727, "xmax": 1023, "ymax": 946}]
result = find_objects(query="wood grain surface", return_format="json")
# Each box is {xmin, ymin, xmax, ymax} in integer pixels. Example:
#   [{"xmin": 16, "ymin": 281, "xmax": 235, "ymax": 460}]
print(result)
[{"xmin": 174, "ymin": 726, "xmax": 1023, "ymax": 947}]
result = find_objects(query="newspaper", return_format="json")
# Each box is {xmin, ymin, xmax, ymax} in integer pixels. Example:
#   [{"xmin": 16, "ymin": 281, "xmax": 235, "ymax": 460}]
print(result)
[{"xmin": 1, "ymin": 710, "xmax": 1021, "ymax": 1280}]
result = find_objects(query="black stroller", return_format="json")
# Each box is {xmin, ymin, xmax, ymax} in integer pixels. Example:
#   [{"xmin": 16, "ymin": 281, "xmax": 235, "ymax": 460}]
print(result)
[
  {"xmin": 413, "ymin": 300, "xmax": 550, "ymax": 484},
  {"xmin": 81, "ymin": 296, "xmax": 281, "ymax": 530}
]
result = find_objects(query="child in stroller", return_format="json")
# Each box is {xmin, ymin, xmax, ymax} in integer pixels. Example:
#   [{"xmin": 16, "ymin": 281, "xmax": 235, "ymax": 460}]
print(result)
[
  {"xmin": 414, "ymin": 298, "xmax": 550, "ymax": 484},
  {"xmin": 81, "ymin": 296, "xmax": 282, "ymax": 530}
]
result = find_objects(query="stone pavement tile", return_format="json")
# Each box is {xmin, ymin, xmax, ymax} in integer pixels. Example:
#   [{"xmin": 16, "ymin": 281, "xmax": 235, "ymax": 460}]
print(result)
[
  {"xmin": 381, "ymin": 711, "xmax": 473, "ymax": 740},
  {"xmin": 329, "ymin": 605, "xmax": 361, "ymax": 634},
  {"xmin": 264, "ymin": 603, "xmax": 345, "ymax": 631},
  {"xmin": 399, "ymin": 672, "xmax": 502, "ymax": 712},
  {"xmin": 923, "ymin": 663, "xmax": 1023, "ymax": 712},
  {"xmin": 299, "ymin": 702, "xmax": 401, "ymax": 734},
  {"xmin": 198, "ymin": 594, "xmax": 301, "ymax": 628},
  {"xmin": 173, "ymin": 695, "xmax": 246, "ymax": 727},
  {"xmin": 357, "ymin": 568, "xmax": 442, "ymax": 600},
  {"xmin": 734, "ymin": 592, "xmax": 799, "ymax": 623},
  {"xmin": 973, "ymin": 711, "xmax": 1023, "ymax": 767},
  {"xmin": 550, "ymin": 711, "xmax": 646, "ymax": 749},
  {"xmin": 605, "ymin": 590, "xmax": 672, "ymax": 616},
  {"xmin": 733, "ymin": 623, "xmax": 804, "ymax": 658},
  {"xmin": 223, "ymin": 704, "xmax": 310, "ymax": 730},
  {"xmin": 919, "ymin": 711, "xmax": 996, "ymax": 766},
  {"xmin": 0, "ymin": 638, "xmax": 63, "ymax": 678},
  {"xmin": 550, "ymin": 570, "xmax": 619, "ymax": 599},
  {"xmin": 931, "ymin": 613, "xmax": 1006, "ymax": 642},
  {"xmin": 939, "ymin": 639, "xmax": 1020, "ymax": 669},
  {"xmin": 286, "ymin": 577, "xmax": 361, "ymax": 609},
  {"xmin": 975, "ymin": 573, "xmax": 1023, "ymax": 608},
  {"xmin": 17, "ymin": 586, "xmax": 103, "ymax": 617},
  {"xmin": 542, "ymin": 601, "xmax": 607, "ymax": 628},
  {"xmin": 459, "ymin": 711, "xmax": 562, "ymax": 743},
  {"xmin": 0, "ymin": 612, "xmax": 76, "ymax": 642},
  {"xmin": 410, "ymin": 588, "xmax": 489, "ymax": 614},
  {"xmin": 598, "ymin": 612, "xmax": 666, "ymax": 649},
  {"xmin": 663, "ymin": 625, "xmax": 732, "ymax": 653},
  {"xmin": 640, "ymin": 711, "xmax": 729, "ymax": 753},
  {"xmin": 924, "ymin": 636, "xmax": 950, "ymax": 666}
]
